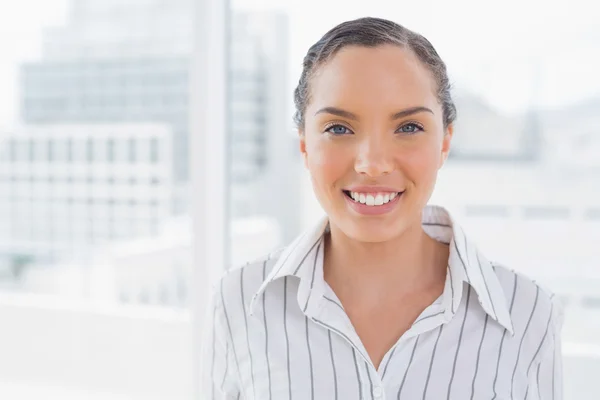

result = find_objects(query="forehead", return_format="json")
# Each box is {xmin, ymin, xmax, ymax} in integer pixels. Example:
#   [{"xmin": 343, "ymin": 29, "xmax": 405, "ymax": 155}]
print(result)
[{"xmin": 308, "ymin": 44, "xmax": 439, "ymax": 113}]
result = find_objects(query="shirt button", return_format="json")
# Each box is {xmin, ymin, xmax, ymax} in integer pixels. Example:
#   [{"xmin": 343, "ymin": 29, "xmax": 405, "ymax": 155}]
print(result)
[{"xmin": 373, "ymin": 386, "xmax": 383, "ymax": 398}]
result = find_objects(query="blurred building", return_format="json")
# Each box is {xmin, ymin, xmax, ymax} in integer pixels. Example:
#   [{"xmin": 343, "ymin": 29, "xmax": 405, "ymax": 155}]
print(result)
[
  {"xmin": 227, "ymin": 12, "xmax": 301, "ymax": 243},
  {"xmin": 21, "ymin": 58, "xmax": 190, "ymax": 195},
  {"xmin": 0, "ymin": 123, "xmax": 173, "ymax": 272},
  {"xmin": 19, "ymin": 0, "xmax": 301, "ymax": 243},
  {"xmin": 539, "ymin": 97, "xmax": 600, "ymax": 170},
  {"xmin": 20, "ymin": 214, "xmax": 282, "ymax": 308},
  {"xmin": 450, "ymin": 93, "xmax": 543, "ymax": 161}
]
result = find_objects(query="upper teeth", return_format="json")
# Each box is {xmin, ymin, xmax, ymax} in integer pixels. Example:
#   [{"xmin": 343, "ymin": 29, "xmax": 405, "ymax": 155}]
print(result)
[{"xmin": 349, "ymin": 192, "xmax": 398, "ymax": 206}]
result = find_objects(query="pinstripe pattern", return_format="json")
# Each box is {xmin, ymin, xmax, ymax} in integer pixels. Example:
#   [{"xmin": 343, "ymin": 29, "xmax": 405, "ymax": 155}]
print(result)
[
  {"xmin": 284, "ymin": 276, "xmax": 292, "ymax": 400},
  {"xmin": 202, "ymin": 205, "xmax": 564, "ymax": 400},
  {"xmin": 303, "ymin": 241, "xmax": 322, "ymax": 313},
  {"xmin": 492, "ymin": 274, "xmax": 519, "ymax": 400},
  {"xmin": 414, "ymin": 310, "xmax": 445, "ymax": 325},
  {"xmin": 364, "ymin": 361, "xmax": 374, "ymax": 400},
  {"xmin": 352, "ymin": 347, "xmax": 363, "ymax": 400},
  {"xmin": 447, "ymin": 289, "xmax": 471, "ymax": 399},
  {"xmin": 380, "ymin": 345, "xmax": 397, "ymax": 379},
  {"xmin": 397, "ymin": 336, "xmax": 419, "ymax": 400},
  {"xmin": 221, "ymin": 341, "xmax": 228, "ymax": 390},
  {"xmin": 511, "ymin": 286, "xmax": 540, "ymax": 398},
  {"xmin": 328, "ymin": 330, "xmax": 338, "ymax": 400},
  {"xmin": 470, "ymin": 314, "xmax": 489, "ymax": 400},
  {"xmin": 448, "ymin": 265, "xmax": 455, "ymax": 313},
  {"xmin": 323, "ymin": 295, "xmax": 345, "ymax": 312},
  {"xmin": 422, "ymin": 325, "xmax": 444, "ymax": 399},
  {"xmin": 306, "ymin": 316, "xmax": 315, "ymax": 400},
  {"xmin": 261, "ymin": 261, "xmax": 272, "ymax": 400},
  {"xmin": 240, "ymin": 268, "xmax": 256, "ymax": 398}
]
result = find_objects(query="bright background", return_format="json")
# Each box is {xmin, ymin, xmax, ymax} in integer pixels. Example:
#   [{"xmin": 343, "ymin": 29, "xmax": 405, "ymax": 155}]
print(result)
[{"xmin": 0, "ymin": 0, "xmax": 599, "ymax": 399}]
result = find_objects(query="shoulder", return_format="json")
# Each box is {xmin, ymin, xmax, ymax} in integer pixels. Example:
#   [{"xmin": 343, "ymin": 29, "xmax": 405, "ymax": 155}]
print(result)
[
  {"xmin": 210, "ymin": 248, "xmax": 285, "ymax": 311},
  {"xmin": 492, "ymin": 262, "xmax": 564, "ymax": 334}
]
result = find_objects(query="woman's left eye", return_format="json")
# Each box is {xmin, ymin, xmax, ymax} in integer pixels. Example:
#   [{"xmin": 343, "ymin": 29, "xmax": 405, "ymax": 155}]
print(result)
[{"xmin": 397, "ymin": 123, "xmax": 423, "ymax": 134}]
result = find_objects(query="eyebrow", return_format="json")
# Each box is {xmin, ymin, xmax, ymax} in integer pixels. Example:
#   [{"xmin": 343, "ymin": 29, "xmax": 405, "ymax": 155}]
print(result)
[{"xmin": 314, "ymin": 106, "xmax": 434, "ymax": 120}]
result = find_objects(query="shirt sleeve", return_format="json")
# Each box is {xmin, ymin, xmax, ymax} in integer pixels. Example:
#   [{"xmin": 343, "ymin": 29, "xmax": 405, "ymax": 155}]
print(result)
[
  {"xmin": 533, "ymin": 296, "xmax": 564, "ymax": 400},
  {"xmin": 200, "ymin": 282, "xmax": 241, "ymax": 400}
]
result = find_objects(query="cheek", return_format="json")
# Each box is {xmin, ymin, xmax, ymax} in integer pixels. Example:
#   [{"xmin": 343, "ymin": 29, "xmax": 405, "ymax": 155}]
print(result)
[
  {"xmin": 400, "ymin": 143, "xmax": 441, "ymax": 183},
  {"xmin": 306, "ymin": 140, "xmax": 351, "ymax": 189}
]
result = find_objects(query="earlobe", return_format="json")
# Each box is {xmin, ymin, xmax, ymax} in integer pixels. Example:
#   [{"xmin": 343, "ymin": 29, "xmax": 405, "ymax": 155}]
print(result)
[
  {"xmin": 439, "ymin": 124, "xmax": 454, "ymax": 168},
  {"xmin": 299, "ymin": 133, "xmax": 308, "ymax": 169}
]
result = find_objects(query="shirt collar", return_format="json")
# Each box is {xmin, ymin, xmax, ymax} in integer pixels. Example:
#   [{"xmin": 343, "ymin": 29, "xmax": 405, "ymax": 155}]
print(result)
[
  {"xmin": 248, "ymin": 205, "xmax": 514, "ymax": 334},
  {"xmin": 426, "ymin": 205, "xmax": 515, "ymax": 334},
  {"xmin": 248, "ymin": 217, "xmax": 328, "ymax": 317}
]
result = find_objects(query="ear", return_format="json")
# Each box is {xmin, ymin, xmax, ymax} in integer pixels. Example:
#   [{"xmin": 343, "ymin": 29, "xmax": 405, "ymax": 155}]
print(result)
[
  {"xmin": 439, "ymin": 124, "xmax": 454, "ymax": 169},
  {"xmin": 299, "ymin": 130, "xmax": 308, "ymax": 169}
]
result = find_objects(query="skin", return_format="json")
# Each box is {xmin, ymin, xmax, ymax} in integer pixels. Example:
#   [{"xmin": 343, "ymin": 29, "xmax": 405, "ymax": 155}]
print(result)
[{"xmin": 299, "ymin": 44, "xmax": 454, "ymax": 369}]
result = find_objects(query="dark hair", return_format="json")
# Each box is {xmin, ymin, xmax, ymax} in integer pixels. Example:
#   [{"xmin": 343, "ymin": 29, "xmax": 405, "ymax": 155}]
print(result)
[{"xmin": 293, "ymin": 17, "xmax": 457, "ymax": 130}]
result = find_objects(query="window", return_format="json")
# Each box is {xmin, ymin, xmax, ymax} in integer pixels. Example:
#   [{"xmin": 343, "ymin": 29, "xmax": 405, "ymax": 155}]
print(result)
[
  {"xmin": 150, "ymin": 137, "xmax": 159, "ymax": 163},
  {"xmin": 8, "ymin": 1, "xmax": 600, "ymax": 400},
  {"xmin": 464, "ymin": 205, "xmax": 510, "ymax": 218},
  {"xmin": 128, "ymin": 137, "xmax": 136, "ymax": 163},
  {"xmin": 585, "ymin": 208, "xmax": 600, "ymax": 220},
  {"xmin": 47, "ymin": 139, "xmax": 54, "ymax": 162},
  {"xmin": 8, "ymin": 139, "xmax": 16, "ymax": 162},
  {"xmin": 151, "ymin": 218, "xmax": 158, "ymax": 236},
  {"xmin": 66, "ymin": 138, "xmax": 73, "ymax": 162},
  {"xmin": 523, "ymin": 206, "xmax": 571, "ymax": 220},
  {"xmin": 86, "ymin": 138, "xmax": 94, "ymax": 162},
  {"xmin": 582, "ymin": 296, "xmax": 600, "ymax": 309},
  {"xmin": 155, "ymin": 285, "xmax": 167, "ymax": 306},
  {"xmin": 28, "ymin": 139, "xmax": 35, "ymax": 162},
  {"xmin": 107, "ymin": 139, "xmax": 115, "ymax": 162}
]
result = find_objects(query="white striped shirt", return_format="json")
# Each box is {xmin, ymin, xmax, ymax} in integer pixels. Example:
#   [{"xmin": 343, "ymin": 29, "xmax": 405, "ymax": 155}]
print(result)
[{"xmin": 201, "ymin": 205, "xmax": 564, "ymax": 400}]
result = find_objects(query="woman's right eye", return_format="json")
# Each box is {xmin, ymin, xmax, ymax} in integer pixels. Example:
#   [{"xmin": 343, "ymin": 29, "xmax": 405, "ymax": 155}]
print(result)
[{"xmin": 325, "ymin": 124, "xmax": 352, "ymax": 135}]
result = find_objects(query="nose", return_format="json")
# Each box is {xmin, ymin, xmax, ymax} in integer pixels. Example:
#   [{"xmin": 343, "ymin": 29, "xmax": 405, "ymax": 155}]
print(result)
[{"xmin": 354, "ymin": 135, "xmax": 394, "ymax": 177}]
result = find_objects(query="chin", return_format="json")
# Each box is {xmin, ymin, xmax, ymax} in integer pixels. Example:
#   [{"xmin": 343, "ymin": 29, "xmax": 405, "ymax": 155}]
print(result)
[{"xmin": 334, "ymin": 215, "xmax": 406, "ymax": 244}]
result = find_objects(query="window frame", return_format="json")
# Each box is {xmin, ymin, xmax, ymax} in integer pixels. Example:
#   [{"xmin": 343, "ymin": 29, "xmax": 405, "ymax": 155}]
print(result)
[{"xmin": 189, "ymin": 0, "xmax": 229, "ymax": 399}]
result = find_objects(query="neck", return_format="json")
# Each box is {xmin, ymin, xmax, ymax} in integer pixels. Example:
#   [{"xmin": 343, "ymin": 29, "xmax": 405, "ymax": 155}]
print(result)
[{"xmin": 323, "ymin": 216, "xmax": 448, "ymax": 302}]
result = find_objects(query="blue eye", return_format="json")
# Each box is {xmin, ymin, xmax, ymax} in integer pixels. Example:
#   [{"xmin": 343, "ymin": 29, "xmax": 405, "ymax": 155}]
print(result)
[
  {"xmin": 325, "ymin": 124, "xmax": 352, "ymax": 135},
  {"xmin": 398, "ymin": 123, "xmax": 423, "ymax": 134}
]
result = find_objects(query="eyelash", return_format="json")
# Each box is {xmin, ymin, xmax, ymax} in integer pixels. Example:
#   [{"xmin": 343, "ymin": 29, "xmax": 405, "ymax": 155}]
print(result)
[
  {"xmin": 324, "ymin": 122, "xmax": 425, "ymax": 135},
  {"xmin": 397, "ymin": 122, "xmax": 425, "ymax": 134}
]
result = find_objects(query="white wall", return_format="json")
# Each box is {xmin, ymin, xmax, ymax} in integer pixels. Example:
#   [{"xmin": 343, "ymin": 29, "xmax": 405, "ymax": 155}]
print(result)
[{"xmin": 0, "ymin": 293, "xmax": 193, "ymax": 400}]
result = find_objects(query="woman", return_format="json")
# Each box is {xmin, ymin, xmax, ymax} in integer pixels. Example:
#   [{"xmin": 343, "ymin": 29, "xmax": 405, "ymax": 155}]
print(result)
[{"xmin": 202, "ymin": 17, "xmax": 563, "ymax": 399}]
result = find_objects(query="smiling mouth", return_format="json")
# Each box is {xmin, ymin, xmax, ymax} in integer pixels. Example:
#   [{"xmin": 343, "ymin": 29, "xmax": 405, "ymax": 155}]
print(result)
[{"xmin": 342, "ymin": 190, "xmax": 404, "ymax": 206}]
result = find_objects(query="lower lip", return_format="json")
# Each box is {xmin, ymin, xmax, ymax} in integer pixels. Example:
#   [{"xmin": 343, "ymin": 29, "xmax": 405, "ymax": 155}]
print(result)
[{"xmin": 344, "ymin": 192, "xmax": 403, "ymax": 216}]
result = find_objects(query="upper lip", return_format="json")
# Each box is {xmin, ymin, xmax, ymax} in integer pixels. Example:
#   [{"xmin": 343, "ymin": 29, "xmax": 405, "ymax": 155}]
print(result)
[{"xmin": 343, "ymin": 186, "xmax": 403, "ymax": 193}]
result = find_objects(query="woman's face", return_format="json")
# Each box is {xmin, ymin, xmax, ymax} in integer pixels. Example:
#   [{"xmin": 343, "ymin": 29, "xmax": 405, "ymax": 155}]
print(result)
[{"xmin": 300, "ymin": 44, "xmax": 453, "ymax": 243}]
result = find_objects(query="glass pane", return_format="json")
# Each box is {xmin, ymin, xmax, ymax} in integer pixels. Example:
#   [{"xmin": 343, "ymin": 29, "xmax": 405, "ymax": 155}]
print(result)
[
  {"xmin": 0, "ymin": 0, "xmax": 205, "ymax": 398},
  {"xmin": 227, "ymin": 0, "xmax": 600, "ymax": 399}
]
